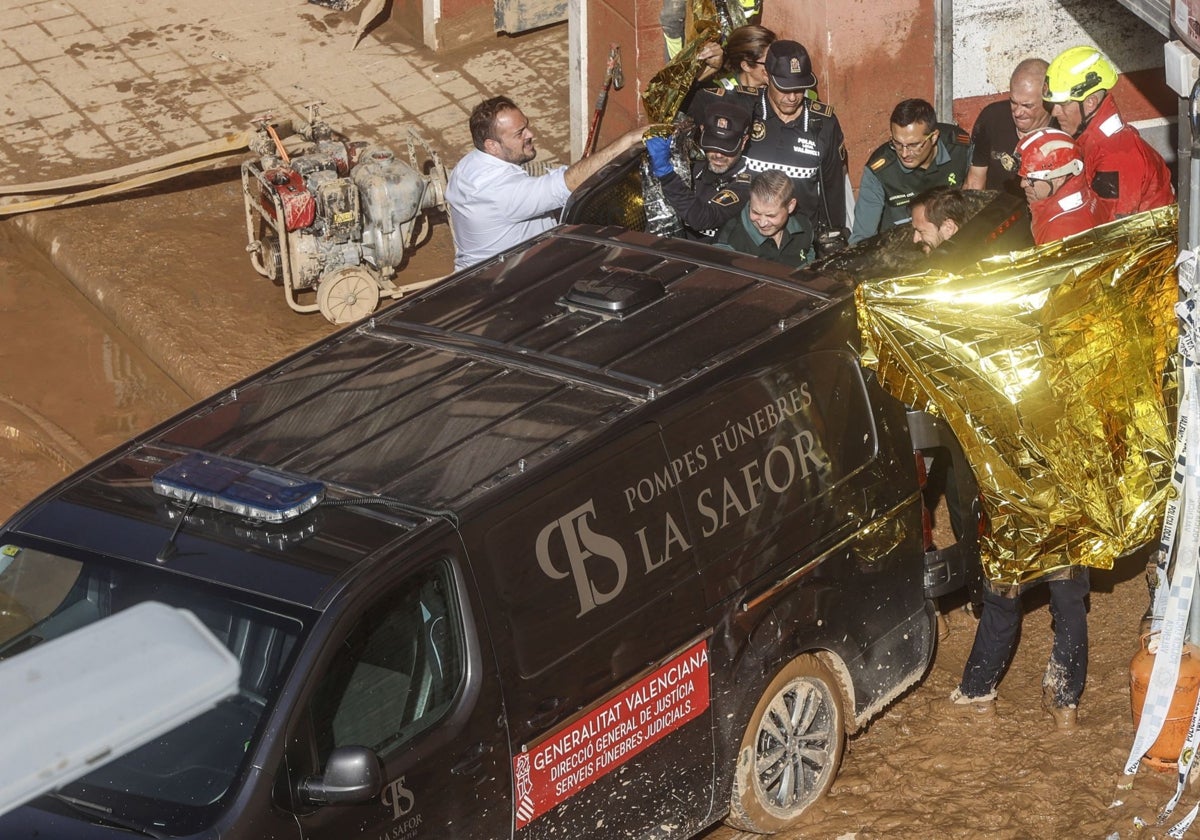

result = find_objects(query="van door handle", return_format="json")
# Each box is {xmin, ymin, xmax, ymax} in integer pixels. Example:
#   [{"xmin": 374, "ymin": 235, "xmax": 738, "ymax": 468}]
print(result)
[
  {"xmin": 450, "ymin": 741, "xmax": 492, "ymax": 776},
  {"xmin": 525, "ymin": 696, "xmax": 563, "ymax": 729}
]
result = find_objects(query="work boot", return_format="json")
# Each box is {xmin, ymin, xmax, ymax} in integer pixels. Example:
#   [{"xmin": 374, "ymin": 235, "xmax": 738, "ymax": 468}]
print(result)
[
  {"xmin": 948, "ymin": 686, "xmax": 996, "ymax": 715},
  {"xmin": 1048, "ymin": 704, "xmax": 1078, "ymax": 730},
  {"xmin": 1042, "ymin": 685, "xmax": 1079, "ymax": 731}
]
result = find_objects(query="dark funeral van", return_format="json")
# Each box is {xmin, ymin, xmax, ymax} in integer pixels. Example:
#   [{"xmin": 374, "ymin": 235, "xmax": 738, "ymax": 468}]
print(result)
[{"xmin": 0, "ymin": 225, "xmax": 979, "ymax": 839}]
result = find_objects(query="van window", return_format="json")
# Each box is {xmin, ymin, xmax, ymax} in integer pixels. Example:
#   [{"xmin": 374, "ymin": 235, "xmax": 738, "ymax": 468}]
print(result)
[
  {"xmin": 308, "ymin": 562, "xmax": 463, "ymax": 762},
  {"xmin": 0, "ymin": 543, "xmax": 305, "ymax": 835}
]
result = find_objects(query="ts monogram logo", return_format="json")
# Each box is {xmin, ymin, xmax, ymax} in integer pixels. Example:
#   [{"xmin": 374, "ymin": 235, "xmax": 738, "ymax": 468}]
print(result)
[{"xmin": 535, "ymin": 500, "xmax": 628, "ymax": 617}]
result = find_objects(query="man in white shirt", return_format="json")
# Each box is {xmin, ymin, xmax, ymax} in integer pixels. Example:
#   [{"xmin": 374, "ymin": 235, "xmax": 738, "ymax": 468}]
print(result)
[{"xmin": 446, "ymin": 96, "xmax": 646, "ymax": 270}]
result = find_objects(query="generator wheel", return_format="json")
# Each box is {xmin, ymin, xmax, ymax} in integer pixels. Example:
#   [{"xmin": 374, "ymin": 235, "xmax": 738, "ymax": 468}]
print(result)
[
  {"xmin": 317, "ymin": 266, "xmax": 381, "ymax": 324},
  {"xmin": 727, "ymin": 655, "xmax": 845, "ymax": 833}
]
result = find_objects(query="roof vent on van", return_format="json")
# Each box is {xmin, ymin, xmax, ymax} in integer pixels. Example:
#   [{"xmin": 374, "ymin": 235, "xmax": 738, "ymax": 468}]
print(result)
[{"xmin": 558, "ymin": 268, "xmax": 666, "ymax": 320}]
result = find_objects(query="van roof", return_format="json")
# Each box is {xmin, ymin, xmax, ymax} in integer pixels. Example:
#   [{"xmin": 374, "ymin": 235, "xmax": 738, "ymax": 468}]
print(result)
[
  {"xmin": 155, "ymin": 227, "xmax": 846, "ymax": 504},
  {"xmin": 10, "ymin": 226, "xmax": 851, "ymax": 603}
]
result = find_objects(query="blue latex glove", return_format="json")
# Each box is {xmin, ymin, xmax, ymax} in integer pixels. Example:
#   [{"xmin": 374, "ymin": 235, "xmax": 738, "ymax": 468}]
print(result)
[{"xmin": 645, "ymin": 136, "xmax": 674, "ymax": 178}]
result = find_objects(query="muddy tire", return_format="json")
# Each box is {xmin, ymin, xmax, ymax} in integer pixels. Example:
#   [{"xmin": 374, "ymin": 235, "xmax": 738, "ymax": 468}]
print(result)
[{"xmin": 727, "ymin": 655, "xmax": 845, "ymax": 833}]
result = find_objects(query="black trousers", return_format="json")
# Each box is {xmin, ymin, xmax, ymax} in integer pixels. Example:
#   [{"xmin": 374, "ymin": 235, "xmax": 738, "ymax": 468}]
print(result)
[{"xmin": 959, "ymin": 568, "xmax": 1089, "ymax": 706}]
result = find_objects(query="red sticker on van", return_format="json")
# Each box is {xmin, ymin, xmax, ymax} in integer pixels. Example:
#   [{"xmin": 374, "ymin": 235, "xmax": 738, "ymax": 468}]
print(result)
[{"xmin": 512, "ymin": 641, "xmax": 709, "ymax": 830}]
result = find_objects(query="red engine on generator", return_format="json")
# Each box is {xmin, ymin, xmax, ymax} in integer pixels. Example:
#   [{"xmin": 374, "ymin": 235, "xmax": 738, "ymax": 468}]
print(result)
[{"xmin": 261, "ymin": 167, "xmax": 316, "ymax": 232}]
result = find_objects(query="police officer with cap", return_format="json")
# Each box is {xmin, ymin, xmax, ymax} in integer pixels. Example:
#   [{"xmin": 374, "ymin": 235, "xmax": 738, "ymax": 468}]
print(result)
[
  {"xmin": 646, "ymin": 100, "xmax": 754, "ymax": 242},
  {"xmin": 708, "ymin": 40, "xmax": 848, "ymax": 237}
]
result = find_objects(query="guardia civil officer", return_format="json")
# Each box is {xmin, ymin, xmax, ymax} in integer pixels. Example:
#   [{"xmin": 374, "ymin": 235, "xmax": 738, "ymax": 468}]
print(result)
[
  {"xmin": 646, "ymin": 100, "xmax": 753, "ymax": 242},
  {"xmin": 849, "ymin": 98, "xmax": 971, "ymax": 244}
]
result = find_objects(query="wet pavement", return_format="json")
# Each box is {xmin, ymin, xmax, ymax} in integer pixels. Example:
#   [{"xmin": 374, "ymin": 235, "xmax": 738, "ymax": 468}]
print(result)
[
  {"xmin": 0, "ymin": 0, "xmax": 570, "ymax": 513},
  {"xmin": 0, "ymin": 0, "xmax": 571, "ymax": 181}
]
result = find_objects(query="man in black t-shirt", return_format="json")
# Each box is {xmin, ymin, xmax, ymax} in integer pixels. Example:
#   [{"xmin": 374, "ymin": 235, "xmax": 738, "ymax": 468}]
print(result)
[{"xmin": 964, "ymin": 58, "xmax": 1053, "ymax": 196}]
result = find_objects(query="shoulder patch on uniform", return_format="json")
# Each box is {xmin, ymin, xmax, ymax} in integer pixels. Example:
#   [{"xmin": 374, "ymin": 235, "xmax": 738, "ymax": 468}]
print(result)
[
  {"xmin": 869, "ymin": 155, "xmax": 890, "ymax": 172},
  {"xmin": 732, "ymin": 171, "xmax": 752, "ymax": 184},
  {"xmin": 808, "ymin": 99, "xmax": 833, "ymax": 117},
  {"xmin": 711, "ymin": 189, "xmax": 741, "ymax": 207},
  {"xmin": 733, "ymin": 84, "xmax": 760, "ymax": 95},
  {"xmin": 950, "ymin": 127, "xmax": 970, "ymax": 145},
  {"xmin": 1092, "ymin": 170, "xmax": 1120, "ymax": 200}
]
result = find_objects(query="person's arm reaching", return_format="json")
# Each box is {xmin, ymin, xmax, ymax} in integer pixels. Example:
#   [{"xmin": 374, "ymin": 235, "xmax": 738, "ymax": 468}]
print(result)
[
  {"xmin": 965, "ymin": 119, "xmax": 989, "ymax": 191},
  {"xmin": 564, "ymin": 128, "xmax": 646, "ymax": 191}
]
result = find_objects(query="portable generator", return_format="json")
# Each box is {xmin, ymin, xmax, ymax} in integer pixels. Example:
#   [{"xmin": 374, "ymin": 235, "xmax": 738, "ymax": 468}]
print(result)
[{"xmin": 241, "ymin": 109, "xmax": 448, "ymax": 324}]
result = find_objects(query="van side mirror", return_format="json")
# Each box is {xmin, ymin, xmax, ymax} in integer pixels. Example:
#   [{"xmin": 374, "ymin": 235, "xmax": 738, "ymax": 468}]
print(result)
[{"xmin": 298, "ymin": 745, "xmax": 384, "ymax": 806}]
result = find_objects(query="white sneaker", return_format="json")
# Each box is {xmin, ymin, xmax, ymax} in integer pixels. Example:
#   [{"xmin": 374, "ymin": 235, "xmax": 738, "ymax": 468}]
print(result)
[{"xmin": 949, "ymin": 686, "xmax": 996, "ymax": 714}]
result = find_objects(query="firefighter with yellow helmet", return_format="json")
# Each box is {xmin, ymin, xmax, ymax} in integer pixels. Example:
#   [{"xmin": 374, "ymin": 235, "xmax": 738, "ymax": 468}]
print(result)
[{"xmin": 1043, "ymin": 45, "xmax": 1173, "ymax": 222}]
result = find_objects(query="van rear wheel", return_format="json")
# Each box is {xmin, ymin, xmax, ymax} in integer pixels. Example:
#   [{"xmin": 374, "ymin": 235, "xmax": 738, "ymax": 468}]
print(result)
[{"xmin": 727, "ymin": 655, "xmax": 845, "ymax": 833}]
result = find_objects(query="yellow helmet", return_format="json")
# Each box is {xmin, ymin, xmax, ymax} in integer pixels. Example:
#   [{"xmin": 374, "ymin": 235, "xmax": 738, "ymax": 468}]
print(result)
[{"xmin": 1043, "ymin": 46, "xmax": 1117, "ymax": 103}]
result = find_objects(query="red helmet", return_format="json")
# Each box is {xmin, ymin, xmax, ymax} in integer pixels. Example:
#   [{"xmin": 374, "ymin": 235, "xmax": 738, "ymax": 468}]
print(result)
[{"xmin": 1015, "ymin": 128, "xmax": 1084, "ymax": 181}]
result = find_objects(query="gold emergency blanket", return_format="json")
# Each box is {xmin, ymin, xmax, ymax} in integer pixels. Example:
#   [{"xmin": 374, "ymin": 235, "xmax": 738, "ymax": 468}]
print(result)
[
  {"xmin": 857, "ymin": 206, "xmax": 1179, "ymax": 585},
  {"xmin": 642, "ymin": 0, "xmax": 735, "ymax": 124}
]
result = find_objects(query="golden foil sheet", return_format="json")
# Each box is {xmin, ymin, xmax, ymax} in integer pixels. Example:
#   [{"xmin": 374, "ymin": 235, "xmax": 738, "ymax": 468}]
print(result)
[
  {"xmin": 857, "ymin": 206, "xmax": 1179, "ymax": 585},
  {"xmin": 642, "ymin": 0, "xmax": 726, "ymax": 124}
]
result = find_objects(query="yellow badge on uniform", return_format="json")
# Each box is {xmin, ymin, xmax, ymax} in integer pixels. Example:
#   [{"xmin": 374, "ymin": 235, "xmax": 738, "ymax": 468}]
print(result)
[
  {"xmin": 869, "ymin": 156, "xmax": 888, "ymax": 171},
  {"xmin": 750, "ymin": 119, "xmax": 766, "ymax": 142},
  {"xmin": 711, "ymin": 189, "xmax": 741, "ymax": 207}
]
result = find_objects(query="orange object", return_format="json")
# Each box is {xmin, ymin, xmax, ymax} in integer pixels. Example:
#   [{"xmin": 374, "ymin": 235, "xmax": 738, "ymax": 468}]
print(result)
[{"xmin": 1130, "ymin": 636, "xmax": 1200, "ymax": 772}]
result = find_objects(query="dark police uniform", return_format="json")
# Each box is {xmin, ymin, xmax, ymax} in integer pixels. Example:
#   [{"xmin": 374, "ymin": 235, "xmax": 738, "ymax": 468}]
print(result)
[
  {"xmin": 849, "ymin": 123, "xmax": 971, "ymax": 243},
  {"xmin": 691, "ymin": 86, "xmax": 847, "ymax": 233},
  {"xmin": 658, "ymin": 158, "xmax": 752, "ymax": 241}
]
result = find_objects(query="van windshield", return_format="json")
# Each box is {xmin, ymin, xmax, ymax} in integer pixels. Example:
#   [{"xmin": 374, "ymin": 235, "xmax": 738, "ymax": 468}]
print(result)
[{"xmin": 0, "ymin": 543, "xmax": 307, "ymax": 833}]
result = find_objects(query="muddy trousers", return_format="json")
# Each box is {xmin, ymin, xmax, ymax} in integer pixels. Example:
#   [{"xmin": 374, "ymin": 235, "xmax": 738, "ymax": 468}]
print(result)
[{"xmin": 959, "ymin": 569, "xmax": 1089, "ymax": 706}]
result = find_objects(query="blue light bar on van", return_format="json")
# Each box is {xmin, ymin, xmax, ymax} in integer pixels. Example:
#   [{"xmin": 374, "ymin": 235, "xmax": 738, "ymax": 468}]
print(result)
[{"xmin": 152, "ymin": 453, "xmax": 325, "ymax": 523}]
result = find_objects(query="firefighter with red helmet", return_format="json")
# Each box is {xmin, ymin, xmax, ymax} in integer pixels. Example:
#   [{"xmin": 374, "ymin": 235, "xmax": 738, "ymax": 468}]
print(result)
[
  {"xmin": 1043, "ymin": 46, "xmax": 1173, "ymax": 223},
  {"xmin": 1016, "ymin": 127, "xmax": 1102, "ymax": 244}
]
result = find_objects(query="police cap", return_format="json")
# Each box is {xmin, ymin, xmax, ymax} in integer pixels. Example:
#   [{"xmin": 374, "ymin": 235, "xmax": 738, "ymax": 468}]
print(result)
[
  {"xmin": 699, "ymin": 101, "xmax": 752, "ymax": 154},
  {"xmin": 765, "ymin": 40, "xmax": 818, "ymax": 92}
]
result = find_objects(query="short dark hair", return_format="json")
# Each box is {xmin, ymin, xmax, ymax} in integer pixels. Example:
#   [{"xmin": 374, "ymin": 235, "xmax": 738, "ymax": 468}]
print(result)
[
  {"xmin": 469, "ymin": 96, "xmax": 519, "ymax": 151},
  {"xmin": 911, "ymin": 186, "xmax": 969, "ymax": 227},
  {"xmin": 890, "ymin": 98, "xmax": 937, "ymax": 132},
  {"xmin": 723, "ymin": 25, "xmax": 776, "ymax": 76},
  {"xmin": 750, "ymin": 169, "xmax": 794, "ymax": 206}
]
